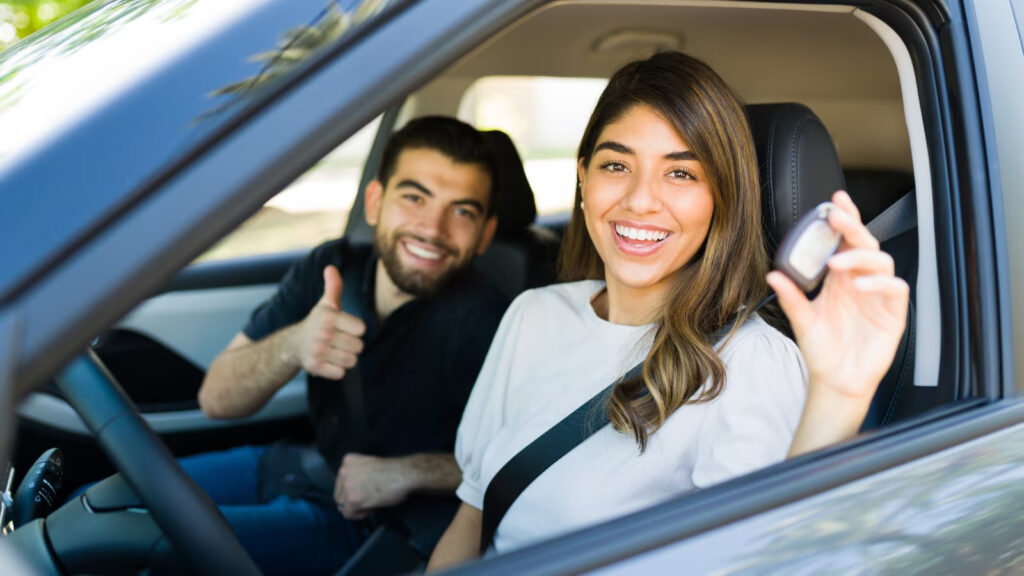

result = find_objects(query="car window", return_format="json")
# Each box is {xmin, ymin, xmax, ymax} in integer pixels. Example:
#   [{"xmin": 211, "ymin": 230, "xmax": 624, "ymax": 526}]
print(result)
[
  {"xmin": 195, "ymin": 115, "xmax": 381, "ymax": 262},
  {"xmin": 457, "ymin": 76, "xmax": 607, "ymax": 216}
]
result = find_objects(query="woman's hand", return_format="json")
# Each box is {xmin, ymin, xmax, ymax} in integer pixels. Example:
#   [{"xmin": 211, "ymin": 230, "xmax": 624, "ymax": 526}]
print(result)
[{"xmin": 767, "ymin": 191, "xmax": 910, "ymax": 456}]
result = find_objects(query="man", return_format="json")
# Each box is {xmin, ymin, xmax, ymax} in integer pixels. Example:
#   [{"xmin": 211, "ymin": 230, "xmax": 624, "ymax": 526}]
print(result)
[{"xmin": 193, "ymin": 116, "xmax": 509, "ymax": 575}]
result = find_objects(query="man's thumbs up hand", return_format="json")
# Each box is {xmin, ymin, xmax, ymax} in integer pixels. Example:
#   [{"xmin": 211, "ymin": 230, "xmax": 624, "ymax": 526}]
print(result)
[
  {"xmin": 291, "ymin": 265, "xmax": 366, "ymax": 380},
  {"xmin": 320, "ymin": 265, "xmax": 343, "ymax": 310}
]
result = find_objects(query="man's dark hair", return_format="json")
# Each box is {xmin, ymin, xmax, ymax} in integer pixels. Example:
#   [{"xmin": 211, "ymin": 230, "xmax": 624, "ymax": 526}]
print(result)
[{"xmin": 377, "ymin": 116, "xmax": 499, "ymax": 216}]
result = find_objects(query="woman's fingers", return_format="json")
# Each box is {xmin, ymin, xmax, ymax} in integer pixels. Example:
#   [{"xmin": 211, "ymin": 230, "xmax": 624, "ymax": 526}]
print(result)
[
  {"xmin": 829, "ymin": 202, "xmax": 880, "ymax": 252},
  {"xmin": 854, "ymin": 275, "xmax": 911, "ymax": 308},
  {"xmin": 828, "ymin": 249, "xmax": 895, "ymax": 276},
  {"xmin": 830, "ymin": 189, "xmax": 862, "ymax": 223},
  {"xmin": 766, "ymin": 271, "xmax": 812, "ymax": 332}
]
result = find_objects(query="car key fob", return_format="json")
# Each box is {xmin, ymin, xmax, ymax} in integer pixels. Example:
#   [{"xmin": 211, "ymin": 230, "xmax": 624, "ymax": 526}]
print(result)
[{"xmin": 774, "ymin": 202, "xmax": 842, "ymax": 293}]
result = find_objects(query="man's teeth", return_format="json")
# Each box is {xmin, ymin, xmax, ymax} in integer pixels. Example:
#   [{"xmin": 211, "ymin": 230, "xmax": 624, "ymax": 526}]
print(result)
[
  {"xmin": 615, "ymin": 225, "xmax": 668, "ymax": 242},
  {"xmin": 406, "ymin": 243, "xmax": 442, "ymax": 260}
]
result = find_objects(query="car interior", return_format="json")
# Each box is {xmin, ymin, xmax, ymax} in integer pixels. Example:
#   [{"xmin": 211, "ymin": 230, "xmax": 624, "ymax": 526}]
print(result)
[{"xmin": 8, "ymin": 1, "xmax": 963, "ymax": 573}]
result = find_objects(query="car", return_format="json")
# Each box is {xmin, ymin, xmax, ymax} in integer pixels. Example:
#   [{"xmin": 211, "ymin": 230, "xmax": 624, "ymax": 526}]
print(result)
[{"xmin": 0, "ymin": 0, "xmax": 1022, "ymax": 574}]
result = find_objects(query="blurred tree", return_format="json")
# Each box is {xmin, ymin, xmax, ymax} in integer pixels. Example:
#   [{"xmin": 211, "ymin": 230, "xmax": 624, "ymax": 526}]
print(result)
[{"xmin": 0, "ymin": 0, "xmax": 97, "ymax": 50}]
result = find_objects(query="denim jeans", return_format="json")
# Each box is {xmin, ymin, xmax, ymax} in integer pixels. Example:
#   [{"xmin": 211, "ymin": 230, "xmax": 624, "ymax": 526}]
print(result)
[{"xmin": 177, "ymin": 445, "xmax": 364, "ymax": 576}]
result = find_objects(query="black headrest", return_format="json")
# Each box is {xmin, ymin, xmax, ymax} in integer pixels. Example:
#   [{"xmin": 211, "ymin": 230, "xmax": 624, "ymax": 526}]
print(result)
[
  {"xmin": 480, "ymin": 130, "xmax": 537, "ymax": 236},
  {"xmin": 746, "ymin": 103, "xmax": 846, "ymax": 257}
]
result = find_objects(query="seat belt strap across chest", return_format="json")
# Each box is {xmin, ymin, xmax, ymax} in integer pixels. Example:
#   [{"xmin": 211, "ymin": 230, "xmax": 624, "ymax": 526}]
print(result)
[{"xmin": 339, "ymin": 243, "xmax": 372, "ymax": 452}]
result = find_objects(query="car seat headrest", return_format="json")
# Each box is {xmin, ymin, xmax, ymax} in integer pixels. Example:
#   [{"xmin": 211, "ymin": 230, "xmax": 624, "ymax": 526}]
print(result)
[
  {"xmin": 745, "ymin": 103, "xmax": 846, "ymax": 258},
  {"xmin": 480, "ymin": 130, "xmax": 538, "ymax": 236}
]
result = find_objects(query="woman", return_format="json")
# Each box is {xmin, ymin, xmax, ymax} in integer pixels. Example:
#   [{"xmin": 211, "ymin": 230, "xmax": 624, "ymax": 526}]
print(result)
[{"xmin": 427, "ymin": 52, "xmax": 909, "ymax": 569}]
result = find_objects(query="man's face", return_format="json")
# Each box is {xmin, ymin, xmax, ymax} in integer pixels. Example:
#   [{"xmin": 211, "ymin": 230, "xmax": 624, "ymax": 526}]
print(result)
[{"xmin": 365, "ymin": 147, "xmax": 497, "ymax": 297}]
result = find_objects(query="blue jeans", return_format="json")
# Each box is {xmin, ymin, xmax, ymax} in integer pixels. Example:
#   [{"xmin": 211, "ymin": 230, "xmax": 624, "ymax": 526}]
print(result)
[{"xmin": 177, "ymin": 445, "xmax": 364, "ymax": 576}]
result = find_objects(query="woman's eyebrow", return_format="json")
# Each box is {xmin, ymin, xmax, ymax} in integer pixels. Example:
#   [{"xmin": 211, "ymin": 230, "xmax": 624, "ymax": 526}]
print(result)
[
  {"xmin": 594, "ymin": 141, "xmax": 633, "ymax": 155},
  {"xmin": 665, "ymin": 150, "xmax": 698, "ymax": 161}
]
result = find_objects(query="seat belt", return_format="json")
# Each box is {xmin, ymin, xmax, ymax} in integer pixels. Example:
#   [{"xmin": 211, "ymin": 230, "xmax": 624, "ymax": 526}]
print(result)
[
  {"xmin": 865, "ymin": 190, "xmax": 916, "ymax": 244},
  {"xmin": 479, "ymin": 190, "xmax": 918, "ymax": 552},
  {"xmin": 339, "ymin": 243, "xmax": 373, "ymax": 452}
]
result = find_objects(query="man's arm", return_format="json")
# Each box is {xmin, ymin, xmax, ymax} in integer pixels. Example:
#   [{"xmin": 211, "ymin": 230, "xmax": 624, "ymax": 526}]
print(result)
[
  {"xmin": 333, "ymin": 452, "xmax": 462, "ymax": 520},
  {"xmin": 197, "ymin": 329, "xmax": 301, "ymax": 418},
  {"xmin": 198, "ymin": 265, "xmax": 366, "ymax": 419}
]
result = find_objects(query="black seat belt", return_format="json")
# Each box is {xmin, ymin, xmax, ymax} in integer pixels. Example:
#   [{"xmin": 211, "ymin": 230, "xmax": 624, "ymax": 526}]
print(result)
[
  {"xmin": 479, "ymin": 362, "xmax": 643, "ymax": 553},
  {"xmin": 339, "ymin": 242, "xmax": 372, "ymax": 452},
  {"xmin": 479, "ymin": 190, "xmax": 918, "ymax": 552}
]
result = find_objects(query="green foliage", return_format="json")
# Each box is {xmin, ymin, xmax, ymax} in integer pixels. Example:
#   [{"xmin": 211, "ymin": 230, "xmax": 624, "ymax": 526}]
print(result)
[{"xmin": 0, "ymin": 0, "xmax": 96, "ymax": 49}]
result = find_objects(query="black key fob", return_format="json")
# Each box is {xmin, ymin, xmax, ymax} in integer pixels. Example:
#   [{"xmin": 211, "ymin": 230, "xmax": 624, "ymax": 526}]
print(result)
[{"xmin": 774, "ymin": 202, "xmax": 842, "ymax": 292}]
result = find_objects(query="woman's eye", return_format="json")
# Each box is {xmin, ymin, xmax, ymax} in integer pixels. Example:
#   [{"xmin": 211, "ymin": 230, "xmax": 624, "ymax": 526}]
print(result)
[
  {"xmin": 670, "ymin": 169, "xmax": 695, "ymax": 180},
  {"xmin": 600, "ymin": 161, "xmax": 628, "ymax": 173}
]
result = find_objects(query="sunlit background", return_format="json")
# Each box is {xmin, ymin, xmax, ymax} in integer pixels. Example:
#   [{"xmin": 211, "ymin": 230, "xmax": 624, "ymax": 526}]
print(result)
[{"xmin": 0, "ymin": 1, "xmax": 94, "ymax": 49}]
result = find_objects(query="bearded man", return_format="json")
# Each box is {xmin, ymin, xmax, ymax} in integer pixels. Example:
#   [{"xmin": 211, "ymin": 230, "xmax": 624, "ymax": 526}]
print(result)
[{"xmin": 194, "ymin": 116, "xmax": 509, "ymax": 575}]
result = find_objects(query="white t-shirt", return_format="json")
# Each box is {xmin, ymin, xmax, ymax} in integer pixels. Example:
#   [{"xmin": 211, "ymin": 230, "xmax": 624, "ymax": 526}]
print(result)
[{"xmin": 455, "ymin": 280, "xmax": 808, "ymax": 552}]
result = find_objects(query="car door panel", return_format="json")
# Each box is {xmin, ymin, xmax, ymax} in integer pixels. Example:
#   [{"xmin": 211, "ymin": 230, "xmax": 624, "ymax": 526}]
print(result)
[{"xmin": 15, "ymin": 251, "xmax": 311, "ymax": 477}]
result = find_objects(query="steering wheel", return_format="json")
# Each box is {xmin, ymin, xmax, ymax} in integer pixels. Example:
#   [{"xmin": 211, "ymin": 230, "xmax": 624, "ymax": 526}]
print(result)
[{"xmin": 55, "ymin": 349, "xmax": 260, "ymax": 576}]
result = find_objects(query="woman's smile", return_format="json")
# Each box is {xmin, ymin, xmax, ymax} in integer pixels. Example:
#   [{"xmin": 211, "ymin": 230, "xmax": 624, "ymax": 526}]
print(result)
[{"xmin": 610, "ymin": 221, "xmax": 672, "ymax": 255}]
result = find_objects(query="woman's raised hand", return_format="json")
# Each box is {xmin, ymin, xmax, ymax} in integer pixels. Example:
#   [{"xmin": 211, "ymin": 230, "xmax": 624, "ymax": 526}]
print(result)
[{"xmin": 767, "ymin": 191, "xmax": 910, "ymax": 454}]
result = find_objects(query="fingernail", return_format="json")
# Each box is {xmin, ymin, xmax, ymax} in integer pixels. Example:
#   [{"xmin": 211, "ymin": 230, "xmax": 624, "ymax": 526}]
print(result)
[{"xmin": 854, "ymin": 276, "xmax": 878, "ymax": 290}]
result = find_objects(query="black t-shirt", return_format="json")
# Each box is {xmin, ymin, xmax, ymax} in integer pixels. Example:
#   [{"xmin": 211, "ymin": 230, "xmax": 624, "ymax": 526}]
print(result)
[{"xmin": 243, "ymin": 238, "xmax": 509, "ymax": 470}]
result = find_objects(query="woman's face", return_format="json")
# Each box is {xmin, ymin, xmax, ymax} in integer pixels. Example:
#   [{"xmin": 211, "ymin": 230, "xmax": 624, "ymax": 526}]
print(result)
[{"xmin": 579, "ymin": 104, "xmax": 715, "ymax": 298}]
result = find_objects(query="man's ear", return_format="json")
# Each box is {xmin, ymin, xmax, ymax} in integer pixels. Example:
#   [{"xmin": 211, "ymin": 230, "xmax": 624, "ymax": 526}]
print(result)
[
  {"xmin": 364, "ymin": 180, "xmax": 384, "ymax": 227},
  {"xmin": 476, "ymin": 216, "xmax": 499, "ymax": 255}
]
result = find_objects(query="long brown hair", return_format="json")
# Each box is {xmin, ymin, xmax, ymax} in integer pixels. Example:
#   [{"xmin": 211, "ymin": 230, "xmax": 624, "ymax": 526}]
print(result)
[{"xmin": 559, "ymin": 52, "xmax": 768, "ymax": 452}]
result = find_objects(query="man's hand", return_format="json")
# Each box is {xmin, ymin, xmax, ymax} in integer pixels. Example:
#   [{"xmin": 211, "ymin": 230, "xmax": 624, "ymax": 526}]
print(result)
[
  {"xmin": 292, "ymin": 265, "xmax": 367, "ymax": 380},
  {"xmin": 333, "ymin": 453, "xmax": 412, "ymax": 520}
]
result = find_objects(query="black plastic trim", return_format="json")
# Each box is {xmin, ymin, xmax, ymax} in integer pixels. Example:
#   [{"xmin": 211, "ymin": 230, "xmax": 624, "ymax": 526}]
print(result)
[
  {"xmin": 344, "ymin": 104, "xmax": 404, "ymax": 241},
  {"xmin": 959, "ymin": 0, "xmax": 1017, "ymax": 399},
  {"xmin": 165, "ymin": 249, "xmax": 304, "ymax": 292}
]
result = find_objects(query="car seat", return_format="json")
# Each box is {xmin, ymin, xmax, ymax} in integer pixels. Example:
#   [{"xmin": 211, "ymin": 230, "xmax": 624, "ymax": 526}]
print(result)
[
  {"xmin": 745, "ymin": 102, "xmax": 922, "ymax": 430},
  {"xmin": 475, "ymin": 130, "xmax": 561, "ymax": 298}
]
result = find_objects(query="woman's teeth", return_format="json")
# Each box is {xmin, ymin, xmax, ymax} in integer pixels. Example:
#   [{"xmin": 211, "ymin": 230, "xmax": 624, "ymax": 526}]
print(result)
[{"xmin": 615, "ymin": 225, "xmax": 669, "ymax": 242}]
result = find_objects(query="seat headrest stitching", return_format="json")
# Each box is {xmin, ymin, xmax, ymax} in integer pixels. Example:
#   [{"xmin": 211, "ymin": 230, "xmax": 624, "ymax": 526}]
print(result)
[
  {"xmin": 765, "ymin": 116, "xmax": 779, "ymax": 235},
  {"xmin": 789, "ymin": 114, "xmax": 813, "ymax": 227}
]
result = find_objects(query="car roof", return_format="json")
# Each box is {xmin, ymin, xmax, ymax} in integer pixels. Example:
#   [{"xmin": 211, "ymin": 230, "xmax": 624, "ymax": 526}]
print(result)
[{"xmin": 0, "ymin": 0, "xmax": 372, "ymax": 306}]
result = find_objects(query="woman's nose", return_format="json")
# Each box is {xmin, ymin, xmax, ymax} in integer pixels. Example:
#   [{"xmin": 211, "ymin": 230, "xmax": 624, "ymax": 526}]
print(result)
[{"xmin": 621, "ymin": 170, "xmax": 662, "ymax": 214}]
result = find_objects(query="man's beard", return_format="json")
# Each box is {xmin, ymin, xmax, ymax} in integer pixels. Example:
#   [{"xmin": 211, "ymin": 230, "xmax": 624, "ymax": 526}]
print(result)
[{"xmin": 375, "ymin": 230, "xmax": 473, "ymax": 297}]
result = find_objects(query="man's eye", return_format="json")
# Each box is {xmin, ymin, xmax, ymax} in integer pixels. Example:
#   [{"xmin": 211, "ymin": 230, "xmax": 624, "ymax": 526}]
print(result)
[
  {"xmin": 455, "ymin": 207, "xmax": 479, "ymax": 219},
  {"xmin": 403, "ymin": 194, "xmax": 423, "ymax": 203}
]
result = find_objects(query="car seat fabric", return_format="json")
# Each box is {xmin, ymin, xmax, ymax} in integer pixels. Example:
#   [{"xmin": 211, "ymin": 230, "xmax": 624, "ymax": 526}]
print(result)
[
  {"xmin": 746, "ymin": 103, "xmax": 847, "ymax": 259},
  {"xmin": 475, "ymin": 130, "xmax": 559, "ymax": 299},
  {"xmin": 745, "ymin": 103, "xmax": 919, "ymax": 430}
]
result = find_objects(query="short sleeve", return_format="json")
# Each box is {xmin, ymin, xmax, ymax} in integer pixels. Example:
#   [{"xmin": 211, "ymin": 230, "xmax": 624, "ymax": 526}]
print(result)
[
  {"xmin": 454, "ymin": 293, "xmax": 529, "ymax": 509},
  {"xmin": 242, "ymin": 245, "xmax": 331, "ymax": 342},
  {"xmin": 691, "ymin": 327, "xmax": 808, "ymax": 489}
]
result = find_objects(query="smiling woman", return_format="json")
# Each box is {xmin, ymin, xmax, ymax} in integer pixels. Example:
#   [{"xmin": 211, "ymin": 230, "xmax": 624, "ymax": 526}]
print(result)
[{"xmin": 426, "ymin": 51, "xmax": 909, "ymax": 570}]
